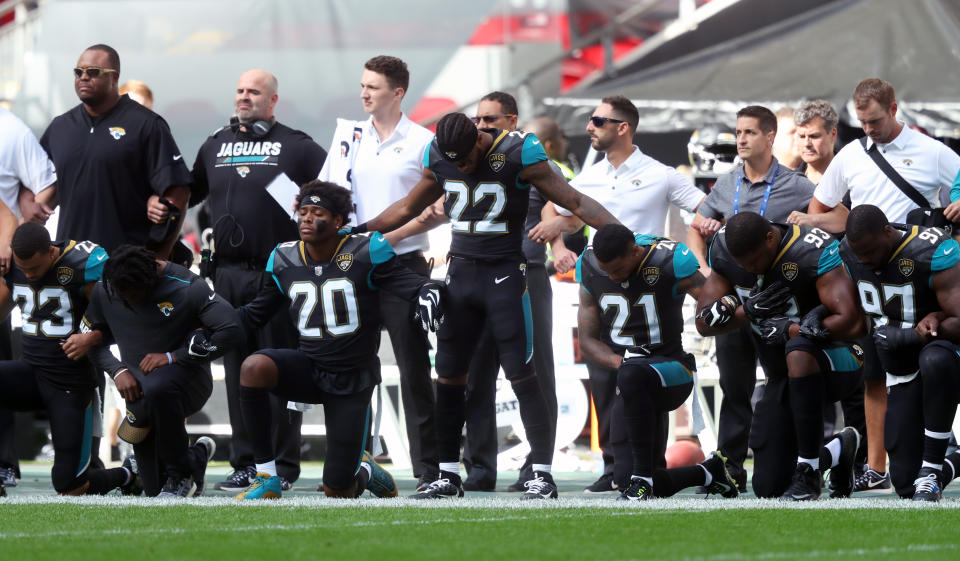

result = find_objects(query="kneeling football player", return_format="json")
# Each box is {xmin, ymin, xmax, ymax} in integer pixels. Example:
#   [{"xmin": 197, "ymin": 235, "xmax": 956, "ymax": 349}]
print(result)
[
  {"xmin": 234, "ymin": 181, "xmax": 444, "ymax": 499},
  {"xmin": 577, "ymin": 224, "xmax": 738, "ymax": 500}
]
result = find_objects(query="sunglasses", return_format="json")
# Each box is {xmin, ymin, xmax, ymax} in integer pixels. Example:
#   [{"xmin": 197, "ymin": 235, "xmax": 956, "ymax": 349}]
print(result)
[
  {"xmin": 73, "ymin": 67, "xmax": 118, "ymax": 79},
  {"xmin": 589, "ymin": 116, "xmax": 625, "ymax": 127},
  {"xmin": 471, "ymin": 114, "xmax": 516, "ymax": 125}
]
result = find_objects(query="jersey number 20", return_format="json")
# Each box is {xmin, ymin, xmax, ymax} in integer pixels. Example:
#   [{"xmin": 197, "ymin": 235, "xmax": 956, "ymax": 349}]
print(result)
[{"xmin": 288, "ymin": 279, "xmax": 359, "ymax": 338}]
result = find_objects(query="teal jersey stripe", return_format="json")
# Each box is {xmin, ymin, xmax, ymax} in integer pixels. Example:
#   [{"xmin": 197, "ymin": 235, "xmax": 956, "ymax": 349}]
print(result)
[
  {"xmin": 520, "ymin": 133, "xmax": 548, "ymax": 168},
  {"xmin": 84, "ymin": 247, "xmax": 108, "ymax": 283},
  {"xmin": 817, "ymin": 240, "xmax": 842, "ymax": 275},
  {"xmin": 673, "ymin": 242, "xmax": 699, "ymax": 280},
  {"xmin": 522, "ymin": 289, "xmax": 534, "ymax": 363},
  {"xmin": 824, "ymin": 347, "xmax": 861, "ymax": 373},
  {"xmin": 266, "ymin": 248, "xmax": 282, "ymax": 291}
]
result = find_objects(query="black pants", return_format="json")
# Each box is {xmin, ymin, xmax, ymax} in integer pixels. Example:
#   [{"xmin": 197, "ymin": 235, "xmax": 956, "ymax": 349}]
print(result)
[
  {"xmin": 127, "ymin": 363, "xmax": 213, "ymax": 496},
  {"xmin": 463, "ymin": 264, "xmax": 556, "ymax": 486},
  {"xmin": 215, "ymin": 263, "xmax": 302, "ymax": 481},
  {"xmin": 715, "ymin": 326, "xmax": 759, "ymax": 479},
  {"xmin": 0, "ymin": 320, "xmax": 18, "ymax": 475},
  {"xmin": 586, "ymin": 362, "xmax": 619, "ymax": 479},
  {"xmin": 379, "ymin": 251, "xmax": 437, "ymax": 478}
]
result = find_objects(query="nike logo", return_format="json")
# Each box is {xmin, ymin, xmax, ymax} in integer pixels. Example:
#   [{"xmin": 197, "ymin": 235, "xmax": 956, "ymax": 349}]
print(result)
[
  {"xmin": 789, "ymin": 493, "xmax": 814, "ymax": 500},
  {"xmin": 865, "ymin": 478, "xmax": 887, "ymax": 489},
  {"xmin": 96, "ymin": 254, "xmax": 107, "ymax": 261},
  {"xmin": 208, "ymin": 293, "xmax": 216, "ymax": 301},
  {"xmin": 681, "ymin": 248, "xmax": 690, "ymax": 255},
  {"xmin": 945, "ymin": 247, "xmax": 955, "ymax": 255},
  {"xmin": 532, "ymin": 139, "xmax": 540, "ymax": 145},
  {"xmin": 495, "ymin": 276, "xmax": 509, "ymax": 284},
  {"xmin": 829, "ymin": 248, "xmax": 838, "ymax": 255},
  {"xmin": 173, "ymin": 154, "xmax": 183, "ymax": 161}
]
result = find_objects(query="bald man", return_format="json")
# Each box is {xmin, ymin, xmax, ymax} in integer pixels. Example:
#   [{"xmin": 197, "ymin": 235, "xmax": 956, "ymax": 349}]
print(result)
[{"xmin": 191, "ymin": 68, "xmax": 327, "ymax": 492}]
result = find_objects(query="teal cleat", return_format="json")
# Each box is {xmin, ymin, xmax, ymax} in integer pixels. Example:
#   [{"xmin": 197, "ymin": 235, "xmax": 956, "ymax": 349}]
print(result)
[
  {"xmin": 235, "ymin": 473, "xmax": 282, "ymax": 500},
  {"xmin": 361, "ymin": 451, "xmax": 398, "ymax": 498}
]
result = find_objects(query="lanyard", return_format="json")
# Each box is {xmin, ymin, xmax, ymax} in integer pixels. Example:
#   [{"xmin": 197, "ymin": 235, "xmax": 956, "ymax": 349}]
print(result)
[{"xmin": 733, "ymin": 164, "xmax": 779, "ymax": 217}]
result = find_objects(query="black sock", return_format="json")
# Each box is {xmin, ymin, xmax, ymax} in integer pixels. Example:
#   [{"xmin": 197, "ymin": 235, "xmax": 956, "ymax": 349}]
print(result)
[
  {"xmin": 435, "ymin": 382, "xmax": 467, "ymax": 464},
  {"xmin": 512, "ymin": 376, "xmax": 554, "ymax": 465},
  {"xmin": 86, "ymin": 467, "xmax": 130, "ymax": 495},
  {"xmin": 652, "ymin": 465, "xmax": 705, "ymax": 498},
  {"xmin": 819, "ymin": 446, "xmax": 833, "ymax": 473},
  {"xmin": 354, "ymin": 464, "xmax": 370, "ymax": 497},
  {"xmin": 238, "ymin": 385, "xmax": 274, "ymax": 464},
  {"xmin": 788, "ymin": 374, "xmax": 824, "ymax": 460},
  {"xmin": 922, "ymin": 434, "xmax": 951, "ymax": 468},
  {"xmin": 943, "ymin": 451, "xmax": 960, "ymax": 482}
]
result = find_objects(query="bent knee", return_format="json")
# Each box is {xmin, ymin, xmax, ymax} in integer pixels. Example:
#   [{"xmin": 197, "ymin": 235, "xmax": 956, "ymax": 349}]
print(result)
[{"xmin": 240, "ymin": 354, "xmax": 278, "ymax": 388}]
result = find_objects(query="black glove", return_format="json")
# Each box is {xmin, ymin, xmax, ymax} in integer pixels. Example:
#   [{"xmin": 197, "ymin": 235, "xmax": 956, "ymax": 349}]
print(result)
[
  {"xmin": 696, "ymin": 295, "xmax": 740, "ymax": 328},
  {"xmin": 873, "ymin": 324, "xmax": 923, "ymax": 353},
  {"xmin": 743, "ymin": 281, "xmax": 791, "ymax": 322},
  {"xmin": 757, "ymin": 316, "xmax": 794, "ymax": 345},
  {"xmin": 414, "ymin": 283, "xmax": 444, "ymax": 332},
  {"xmin": 338, "ymin": 222, "xmax": 368, "ymax": 236},
  {"xmin": 798, "ymin": 304, "xmax": 831, "ymax": 342},
  {"xmin": 186, "ymin": 329, "xmax": 219, "ymax": 359}
]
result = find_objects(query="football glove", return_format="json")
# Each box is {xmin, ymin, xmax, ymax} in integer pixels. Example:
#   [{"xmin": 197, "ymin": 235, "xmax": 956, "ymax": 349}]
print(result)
[
  {"xmin": 798, "ymin": 304, "xmax": 831, "ymax": 342},
  {"xmin": 414, "ymin": 283, "xmax": 444, "ymax": 332},
  {"xmin": 187, "ymin": 329, "xmax": 219, "ymax": 359},
  {"xmin": 743, "ymin": 281, "xmax": 792, "ymax": 321},
  {"xmin": 696, "ymin": 295, "xmax": 740, "ymax": 327},
  {"xmin": 872, "ymin": 324, "xmax": 923, "ymax": 353},
  {"xmin": 757, "ymin": 316, "xmax": 794, "ymax": 345}
]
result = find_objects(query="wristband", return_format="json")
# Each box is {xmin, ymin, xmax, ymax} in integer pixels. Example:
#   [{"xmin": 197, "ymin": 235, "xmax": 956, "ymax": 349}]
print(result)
[
  {"xmin": 112, "ymin": 368, "xmax": 129, "ymax": 381},
  {"xmin": 166, "ymin": 352, "xmax": 173, "ymax": 365},
  {"xmin": 354, "ymin": 222, "xmax": 369, "ymax": 234}
]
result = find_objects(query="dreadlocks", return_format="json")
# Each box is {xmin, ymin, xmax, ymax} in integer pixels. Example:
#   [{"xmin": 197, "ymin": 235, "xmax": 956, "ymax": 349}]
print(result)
[{"xmin": 102, "ymin": 244, "xmax": 159, "ymax": 305}]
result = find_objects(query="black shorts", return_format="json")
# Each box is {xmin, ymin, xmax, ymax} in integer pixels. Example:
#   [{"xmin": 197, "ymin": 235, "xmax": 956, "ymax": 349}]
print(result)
[
  {"xmin": 435, "ymin": 257, "xmax": 534, "ymax": 381},
  {"xmin": 618, "ymin": 353, "xmax": 696, "ymax": 412},
  {"xmin": 784, "ymin": 337, "xmax": 864, "ymax": 399},
  {"xmin": 254, "ymin": 348, "xmax": 374, "ymax": 489},
  {"xmin": 0, "ymin": 361, "xmax": 96, "ymax": 493}
]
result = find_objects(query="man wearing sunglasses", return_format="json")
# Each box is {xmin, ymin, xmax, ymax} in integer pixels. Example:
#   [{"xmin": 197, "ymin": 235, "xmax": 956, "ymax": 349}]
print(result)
[
  {"xmin": 40, "ymin": 44, "xmax": 191, "ymax": 258},
  {"xmin": 532, "ymin": 95, "xmax": 706, "ymax": 493}
]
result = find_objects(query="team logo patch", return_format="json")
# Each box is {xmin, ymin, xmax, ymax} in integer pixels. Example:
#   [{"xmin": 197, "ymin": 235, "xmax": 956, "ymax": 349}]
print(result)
[
  {"xmin": 393, "ymin": 146, "xmax": 404, "ymax": 154},
  {"xmin": 519, "ymin": 263, "xmax": 527, "ymax": 276},
  {"xmin": 642, "ymin": 266, "xmax": 660, "ymax": 286},
  {"xmin": 631, "ymin": 179, "xmax": 642, "ymax": 187},
  {"xmin": 236, "ymin": 166, "xmax": 250, "ymax": 178},
  {"xmin": 125, "ymin": 410, "xmax": 137, "ymax": 423},
  {"xmin": 898, "ymin": 258, "xmax": 915, "ymax": 277},
  {"xmin": 108, "ymin": 127, "xmax": 126, "ymax": 140},
  {"xmin": 314, "ymin": 265, "xmax": 324, "ymax": 277},
  {"xmin": 335, "ymin": 253, "xmax": 354, "ymax": 272},
  {"xmin": 781, "ymin": 262, "xmax": 799, "ymax": 281},
  {"xmin": 488, "ymin": 153, "xmax": 506, "ymax": 172},
  {"xmin": 902, "ymin": 159, "xmax": 913, "ymax": 167},
  {"xmin": 56, "ymin": 266, "xmax": 74, "ymax": 285},
  {"xmin": 157, "ymin": 302, "xmax": 175, "ymax": 317},
  {"xmin": 444, "ymin": 151, "xmax": 459, "ymax": 160},
  {"xmin": 851, "ymin": 344, "xmax": 865, "ymax": 364}
]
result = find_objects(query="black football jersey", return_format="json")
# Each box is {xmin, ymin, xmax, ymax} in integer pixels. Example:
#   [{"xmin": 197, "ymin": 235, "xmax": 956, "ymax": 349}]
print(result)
[
  {"xmin": 841, "ymin": 225, "xmax": 959, "ymax": 374},
  {"xmin": 4, "ymin": 240, "xmax": 106, "ymax": 389},
  {"xmin": 426, "ymin": 129, "xmax": 547, "ymax": 259},
  {"xmin": 577, "ymin": 234, "xmax": 700, "ymax": 358},
  {"xmin": 246, "ymin": 233, "xmax": 430, "ymax": 392},
  {"xmin": 710, "ymin": 224, "xmax": 843, "ymax": 320}
]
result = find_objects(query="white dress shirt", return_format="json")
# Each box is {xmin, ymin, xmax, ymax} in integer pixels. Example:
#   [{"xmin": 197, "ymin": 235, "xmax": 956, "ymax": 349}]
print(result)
[{"xmin": 0, "ymin": 107, "xmax": 56, "ymax": 219}]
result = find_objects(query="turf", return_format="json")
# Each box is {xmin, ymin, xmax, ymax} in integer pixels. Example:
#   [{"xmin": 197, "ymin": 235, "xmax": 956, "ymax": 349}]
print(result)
[{"xmin": 2, "ymin": 497, "xmax": 960, "ymax": 561}]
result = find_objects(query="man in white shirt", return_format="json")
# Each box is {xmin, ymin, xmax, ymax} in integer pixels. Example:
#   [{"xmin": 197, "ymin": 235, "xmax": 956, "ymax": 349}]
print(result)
[
  {"xmin": 802, "ymin": 78, "xmax": 960, "ymax": 492},
  {"xmin": 532, "ymin": 95, "xmax": 704, "ymax": 492},
  {"xmin": 318, "ymin": 55, "xmax": 443, "ymax": 490}
]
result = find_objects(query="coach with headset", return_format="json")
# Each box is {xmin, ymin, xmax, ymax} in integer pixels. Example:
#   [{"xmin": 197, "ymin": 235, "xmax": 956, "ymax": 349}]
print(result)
[{"xmin": 191, "ymin": 69, "xmax": 327, "ymax": 492}]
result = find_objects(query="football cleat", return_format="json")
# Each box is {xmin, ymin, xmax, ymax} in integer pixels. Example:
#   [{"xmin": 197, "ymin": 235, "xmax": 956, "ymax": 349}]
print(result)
[
  {"xmin": 0, "ymin": 465, "xmax": 16, "ymax": 488},
  {"xmin": 192, "ymin": 436, "xmax": 216, "ymax": 497},
  {"xmin": 912, "ymin": 469, "xmax": 942, "ymax": 502},
  {"xmin": 416, "ymin": 473, "xmax": 439, "ymax": 493},
  {"xmin": 409, "ymin": 471, "xmax": 464, "ymax": 499},
  {"xmin": 157, "ymin": 475, "xmax": 197, "ymax": 499},
  {"xmin": 701, "ymin": 451, "xmax": 739, "ymax": 498},
  {"xmin": 507, "ymin": 472, "xmax": 532, "ymax": 493},
  {"xmin": 828, "ymin": 427, "xmax": 860, "ymax": 498},
  {"xmin": 584, "ymin": 473, "xmax": 618, "ymax": 494},
  {"xmin": 780, "ymin": 463, "xmax": 822, "ymax": 502},
  {"xmin": 235, "ymin": 473, "xmax": 282, "ymax": 500},
  {"xmin": 618, "ymin": 477, "xmax": 653, "ymax": 501},
  {"xmin": 216, "ymin": 465, "xmax": 257, "ymax": 492},
  {"xmin": 520, "ymin": 472, "xmax": 558, "ymax": 500},
  {"xmin": 120, "ymin": 455, "xmax": 143, "ymax": 496},
  {"xmin": 361, "ymin": 451, "xmax": 398, "ymax": 498},
  {"xmin": 280, "ymin": 477, "xmax": 293, "ymax": 491},
  {"xmin": 854, "ymin": 467, "xmax": 891, "ymax": 492}
]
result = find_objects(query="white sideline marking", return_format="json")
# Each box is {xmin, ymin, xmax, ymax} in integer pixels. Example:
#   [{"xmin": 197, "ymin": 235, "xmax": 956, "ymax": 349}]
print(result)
[{"xmin": 665, "ymin": 543, "xmax": 957, "ymax": 561}]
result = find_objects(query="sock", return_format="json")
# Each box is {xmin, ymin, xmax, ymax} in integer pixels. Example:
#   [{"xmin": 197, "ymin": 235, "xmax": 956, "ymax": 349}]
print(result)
[
  {"xmin": 86, "ymin": 467, "xmax": 130, "ymax": 495},
  {"xmin": 439, "ymin": 462, "xmax": 461, "ymax": 476},
  {"xmin": 239, "ymin": 385, "xmax": 275, "ymax": 464},
  {"xmin": 532, "ymin": 464, "xmax": 551, "ymax": 474},
  {"xmin": 943, "ymin": 452, "xmax": 960, "ymax": 482},
  {"xmin": 825, "ymin": 437, "xmax": 842, "ymax": 468},
  {"xmin": 355, "ymin": 463, "xmax": 371, "ymax": 494},
  {"xmin": 922, "ymin": 429, "xmax": 951, "ymax": 468},
  {"xmin": 650, "ymin": 466, "xmax": 706, "ymax": 498},
  {"xmin": 788, "ymin": 374, "xmax": 825, "ymax": 460},
  {"xmin": 512, "ymin": 376, "xmax": 554, "ymax": 465},
  {"xmin": 255, "ymin": 460, "xmax": 278, "ymax": 477},
  {"xmin": 798, "ymin": 456, "xmax": 819, "ymax": 471},
  {"xmin": 700, "ymin": 465, "xmax": 712, "ymax": 486},
  {"xmin": 434, "ymin": 382, "xmax": 467, "ymax": 466},
  {"xmin": 633, "ymin": 475, "xmax": 653, "ymax": 487}
]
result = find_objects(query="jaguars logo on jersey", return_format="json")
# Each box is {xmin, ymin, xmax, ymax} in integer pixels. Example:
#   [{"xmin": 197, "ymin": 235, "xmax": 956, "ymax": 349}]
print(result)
[
  {"xmin": 335, "ymin": 253, "xmax": 354, "ymax": 272},
  {"xmin": 898, "ymin": 258, "xmax": 915, "ymax": 277},
  {"xmin": 781, "ymin": 262, "xmax": 799, "ymax": 281},
  {"xmin": 108, "ymin": 127, "xmax": 126, "ymax": 140},
  {"xmin": 56, "ymin": 266, "xmax": 74, "ymax": 285},
  {"xmin": 489, "ymin": 153, "xmax": 506, "ymax": 172},
  {"xmin": 642, "ymin": 266, "xmax": 660, "ymax": 286},
  {"xmin": 157, "ymin": 302, "xmax": 175, "ymax": 316}
]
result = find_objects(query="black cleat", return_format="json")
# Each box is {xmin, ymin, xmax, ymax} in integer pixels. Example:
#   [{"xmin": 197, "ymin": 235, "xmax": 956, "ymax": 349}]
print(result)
[
  {"xmin": 415, "ymin": 472, "xmax": 439, "ymax": 493},
  {"xmin": 853, "ymin": 466, "xmax": 891, "ymax": 492},
  {"xmin": 701, "ymin": 451, "xmax": 739, "ymax": 498},
  {"xmin": 912, "ymin": 468, "xmax": 942, "ymax": 502},
  {"xmin": 192, "ymin": 436, "xmax": 216, "ymax": 497},
  {"xmin": 520, "ymin": 472, "xmax": 558, "ymax": 500},
  {"xmin": 0, "ymin": 465, "xmax": 17, "ymax": 488},
  {"xmin": 120, "ymin": 455, "xmax": 143, "ymax": 496},
  {"xmin": 409, "ymin": 470, "xmax": 464, "ymax": 499},
  {"xmin": 215, "ymin": 465, "xmax": 256, "ymax": 492},
  {"xmin": 507, "ymin": 472, "xmax": 532, "ymax": 493},
  {"xmin": 584, "ymin": 472, "xmax": 618, "ymax": 494},
  {"xmin": 780, "ymin": 463, "xmax": 822, "ymax": 502},
  {"xmin": 157, "ymin": 475, "xmax": 197, "ymax": 499},
  {"xmin": 828, "ymin": 427, "xmax": 860, "ymax": 498},
  {"xmin": 617, "ymin": 477, "xmax": 653, "ymax": 501}
]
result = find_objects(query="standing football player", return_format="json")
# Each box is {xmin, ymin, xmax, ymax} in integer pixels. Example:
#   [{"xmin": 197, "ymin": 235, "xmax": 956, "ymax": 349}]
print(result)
[
  {"xmin": 355, "ymin": 112, "xmax": 619, "ymax": 499},
  {"xmin": 233, "ymin": 180, "xmax": 443, "ymax": 500},
  {"xmin": 842, "ymin": 205, "xmax": 960, "ymax": 501},
  {"xmin": 696, "ymin": 212, "xmax": 863, "ymax": 500},
  {"xmin": 577, "ymin": 224, "xmax": 739, "ymax": 500}
]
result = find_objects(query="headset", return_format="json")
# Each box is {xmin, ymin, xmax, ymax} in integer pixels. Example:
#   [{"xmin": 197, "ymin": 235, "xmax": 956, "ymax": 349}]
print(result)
[{"xmin": 229, "ymin": 115, "xmax": 274, "ymax": 137}]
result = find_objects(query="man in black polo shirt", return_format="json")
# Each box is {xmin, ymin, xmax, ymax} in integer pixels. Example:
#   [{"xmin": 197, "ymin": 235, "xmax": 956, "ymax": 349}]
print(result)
[
  {"xmin": 191, "ymin": 68, "xmax": 327, "ymax": 492},
  {"xmin": 40, "ymin": 44, "xmax": 192, "ymax": 256}
]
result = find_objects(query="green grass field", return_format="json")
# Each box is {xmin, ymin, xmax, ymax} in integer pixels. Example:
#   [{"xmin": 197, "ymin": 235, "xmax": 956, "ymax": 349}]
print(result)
[{"xmin": 4, "ymin": 461, "xmax": 960, "ymax": 561}]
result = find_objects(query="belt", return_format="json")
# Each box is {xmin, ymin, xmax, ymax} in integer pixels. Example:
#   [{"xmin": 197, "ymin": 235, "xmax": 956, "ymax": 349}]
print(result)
[
  {"xmin": 447, "ymin": 252, "xmax": 523, "ymax": 264},
  {"xmin": 395, "ymin": 250, "xmax": 425, "ymax": 262}
]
